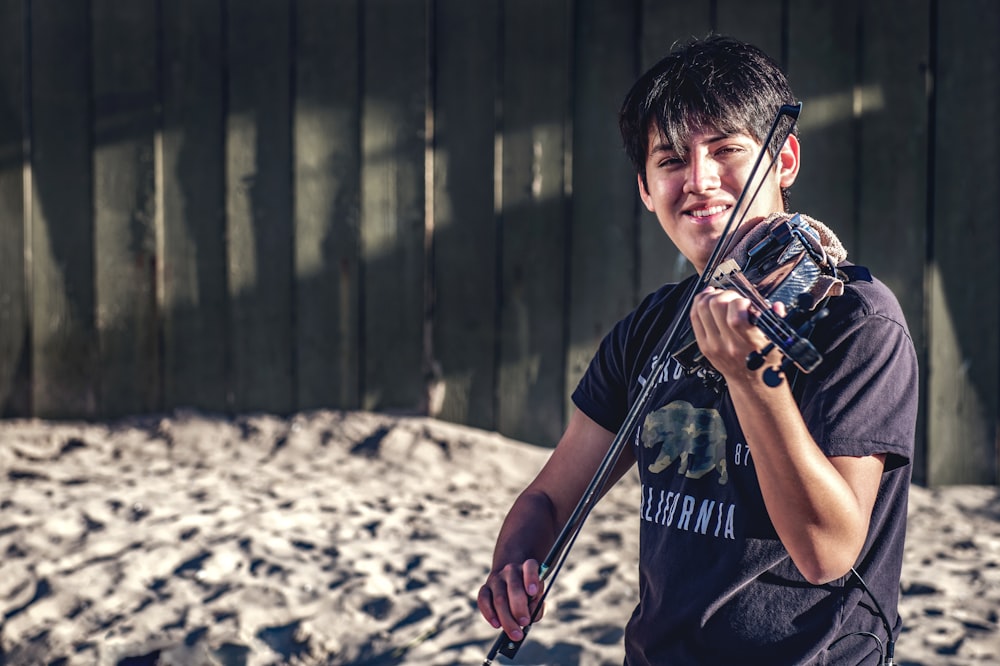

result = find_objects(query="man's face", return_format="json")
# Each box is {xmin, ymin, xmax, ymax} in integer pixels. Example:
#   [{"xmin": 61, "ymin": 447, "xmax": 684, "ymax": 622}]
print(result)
[{"xmin": 638, "ymin": 125, "xmax": 799, "ymax": 275}]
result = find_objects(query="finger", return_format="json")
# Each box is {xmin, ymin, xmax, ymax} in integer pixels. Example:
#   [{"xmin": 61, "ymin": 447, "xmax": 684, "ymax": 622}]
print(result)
[
  {"xmin": 521, "ymin": 560, "xmax": 542, "ymax": 598},
  {"xmin": 701, "ymin": 288, "xmax": 754, "ymax": 332},
  {"xmin": 701, "ymin": 287, "xmax": 741, "ymax": 320},
  {"xmin": 506, "ymin": 568, "xmax": 534, "ymax": 629},
  {"xmin": 724, "ymin": 295, "xmax": 755, "ymax": 331},
  {"xmin": 490, "ymin": 581, "xmax": 526, "ymax": 641},
  {"xmin": 694, "ymin": 291, "xmax": 740, "ymax": 345},
  {"xmin": 521, "ymin": 560, "xmax": 547, "ymax": 622},
  {"xmin": 690, "ymin": 290, "xmax": 719, "ymax": 339},
  {"xmin": 724, "ymin": 299, "xmax": 774, "ymax": 355},
  {"xmin": 695, "ymin": 291, "xmax": 766, "ymax": 368},
  {"xmin": 477, "ymin": 584, "xmax": 501, "ymax": 630}
]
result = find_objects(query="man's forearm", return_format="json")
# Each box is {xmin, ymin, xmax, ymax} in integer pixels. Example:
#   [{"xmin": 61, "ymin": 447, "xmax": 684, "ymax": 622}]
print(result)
[{"xmin": 490, "ymin": 489, "xmax": 561, "ymax": 574}]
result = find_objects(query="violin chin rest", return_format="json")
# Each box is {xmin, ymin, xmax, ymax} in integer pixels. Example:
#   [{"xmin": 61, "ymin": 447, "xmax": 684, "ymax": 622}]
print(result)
[{"xmin": 807, "ymin": 274, "xmax": 844, "ymax": 302}]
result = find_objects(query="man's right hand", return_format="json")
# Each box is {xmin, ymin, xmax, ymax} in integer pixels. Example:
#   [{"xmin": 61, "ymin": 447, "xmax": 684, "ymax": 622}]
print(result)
[{"xmin": 477, "ymin": 559, "xmax": 546, "ymax": 641}]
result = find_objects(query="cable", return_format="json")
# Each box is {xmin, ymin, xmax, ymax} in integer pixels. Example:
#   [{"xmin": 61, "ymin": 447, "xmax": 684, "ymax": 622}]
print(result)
[{"xmin": 828, "ymin": 567, "xmax": 897, "ymax": 666}]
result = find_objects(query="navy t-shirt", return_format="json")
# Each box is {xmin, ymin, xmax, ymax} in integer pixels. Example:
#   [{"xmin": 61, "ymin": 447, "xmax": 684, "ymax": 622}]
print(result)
[{"xmin": 572, "ymin": 268, "xmax": 917, "ymax": 665}]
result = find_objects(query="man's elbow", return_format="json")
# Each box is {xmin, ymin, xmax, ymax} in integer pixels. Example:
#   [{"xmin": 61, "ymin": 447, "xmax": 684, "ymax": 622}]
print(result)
[
  {"xmin": 800, "ymin": 564, "xmax": 850, "ymax": 586},
  {"xmin": 795, "ymin": 547, "xmax": 861, "ymax": 586}
]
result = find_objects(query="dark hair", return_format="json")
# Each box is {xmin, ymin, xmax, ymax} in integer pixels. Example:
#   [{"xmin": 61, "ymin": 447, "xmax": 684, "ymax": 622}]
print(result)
[{"xmin": 619, "ymin": 35, "xmax": 798, "ymax": 191}]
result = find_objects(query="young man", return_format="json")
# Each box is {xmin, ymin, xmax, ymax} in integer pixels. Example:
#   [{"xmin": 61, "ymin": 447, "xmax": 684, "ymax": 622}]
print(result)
[{"xmin": 477, "ymin": 36, "xmax": 917, "ymax": 664}]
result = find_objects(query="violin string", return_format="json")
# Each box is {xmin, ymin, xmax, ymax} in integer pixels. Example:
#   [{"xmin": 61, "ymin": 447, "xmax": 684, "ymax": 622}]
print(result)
[{"xmin": 719, "ymin": 272, "xmax": 801, "ymax": 343}]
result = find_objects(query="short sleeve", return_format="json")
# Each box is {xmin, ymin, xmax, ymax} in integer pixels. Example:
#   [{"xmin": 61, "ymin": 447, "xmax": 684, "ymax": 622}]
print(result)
[
  {"xmin": 572, "ymin": 313, "xmax": 636, "ymax": 435},
  {"xmin": 572, "ymin": 279, "xmax": 694, "ymax": 435},
  {"xmin": 795, "ymin": 278, "xmax": 918, "ymax": 467}
]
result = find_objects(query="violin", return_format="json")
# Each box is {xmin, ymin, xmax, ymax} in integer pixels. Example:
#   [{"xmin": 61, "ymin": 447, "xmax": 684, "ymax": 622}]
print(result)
[{"xmin": 672, "ymin": 212, "xmax": 844, "ymax": 389}]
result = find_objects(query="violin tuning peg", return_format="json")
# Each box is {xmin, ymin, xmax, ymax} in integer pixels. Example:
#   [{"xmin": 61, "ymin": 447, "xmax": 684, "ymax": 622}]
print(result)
[
  {"xmin": 746, "ymin": 342, "xmax": 775, "ymax": 371},
  {"xmin": 763, "ymin": 367, "xmax": 784, "ymax": 387},
  {"xmin": 746, "ymin": 351, "xmax": 765, "ymax": 371}
]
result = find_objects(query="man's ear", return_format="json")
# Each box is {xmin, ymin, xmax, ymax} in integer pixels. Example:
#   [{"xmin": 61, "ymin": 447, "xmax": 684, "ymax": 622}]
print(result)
[
  {"xmin": 778, "ymin": 134, "xmax": 800, "ymax": 188},
  {"xmin": 637, "ymin": 172, "xmax": 655, "ymax": 212}
]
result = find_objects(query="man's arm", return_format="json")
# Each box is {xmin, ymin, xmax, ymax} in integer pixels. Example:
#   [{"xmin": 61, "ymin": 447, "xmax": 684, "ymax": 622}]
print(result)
[
  {"xmin": 725, "ymin": 375, "xmax": 885, "ymax": 583},
  {"xmin": 477, "ymin": 409, "xmax": 631, "ymax": 640},
  {"xmin": 691, "ymin": 286, "xmax": 884, "ymax": 584}
]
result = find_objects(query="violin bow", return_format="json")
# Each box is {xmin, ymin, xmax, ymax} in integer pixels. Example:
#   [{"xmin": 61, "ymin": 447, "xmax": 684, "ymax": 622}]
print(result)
[{"xmin": 482, "ymin": 102, "xmax": 802, "ymax": 665}]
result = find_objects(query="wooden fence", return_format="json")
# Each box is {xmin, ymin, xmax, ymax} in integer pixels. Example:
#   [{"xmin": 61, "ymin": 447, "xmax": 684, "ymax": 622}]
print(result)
[{"xmin": 0, "ymin": 0, "xmax": 996, "ymax": 485}]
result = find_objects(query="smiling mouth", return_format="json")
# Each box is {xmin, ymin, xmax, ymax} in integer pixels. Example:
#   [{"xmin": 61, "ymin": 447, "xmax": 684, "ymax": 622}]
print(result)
[{"xmin": 687, "ymin": 204, "xmax": 730, "ymax": 219}]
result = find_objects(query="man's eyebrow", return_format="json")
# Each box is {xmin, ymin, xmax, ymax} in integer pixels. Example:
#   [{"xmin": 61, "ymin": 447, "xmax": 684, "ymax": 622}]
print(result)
[{"xmin": 649, "ymin": 132, "xmax": 737, "ymax": 155}]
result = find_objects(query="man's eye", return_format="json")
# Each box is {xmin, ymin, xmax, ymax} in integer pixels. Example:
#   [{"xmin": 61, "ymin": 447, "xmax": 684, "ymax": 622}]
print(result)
[{"xmin": 658, "ymin": 156, "xmax": 684, "ymax": 168}]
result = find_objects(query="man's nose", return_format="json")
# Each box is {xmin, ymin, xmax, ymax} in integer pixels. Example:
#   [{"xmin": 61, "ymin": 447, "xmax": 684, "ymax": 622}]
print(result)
[{"xmin": 683, "ymin": 153, "xmax": 720, "ymax": 193}]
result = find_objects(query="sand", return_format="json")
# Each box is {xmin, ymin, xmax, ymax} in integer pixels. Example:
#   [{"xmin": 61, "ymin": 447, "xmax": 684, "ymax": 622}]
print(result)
[{"xmin": 0, "ymin": 409, "xmax": 996, "ymax": 665}]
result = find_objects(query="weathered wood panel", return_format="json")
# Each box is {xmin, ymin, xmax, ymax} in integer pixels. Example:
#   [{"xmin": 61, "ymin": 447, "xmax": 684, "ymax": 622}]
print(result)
[
  {"xmin": 787, "ymin": 1, "xmax": 861, "ymax": 252},
  {"xmin": 432, "ymin": 0, "xmax": 500, "ymax": 430},
  {"xmin": 294, "ymin": 0, "xmax": 362, "ymax": 410},
  {"xmin": 0, "ymin": 0, "xmax": 29, "ymax": 416},
  {"xmin": 0, "ymin": 0, "xmax": 996, "ymax": 483},
  {"xmin": 642, "ymin": 0, "xmax": 712, "ymax": 54},
  {"xmin": 30, "ymin": 0, "xmax": 97, "ymax": 418},
  {"xmin": 566, "ymin": 0, "xmax": 640, "ymax": 418},
  {"xmin": 160, "ymin": 0, "xmax": 229, "ymax": 413},
  {"xmin": 856, "ymin": 0, "xmax": 930, "ymax": 482},
  {"xmin": 92, "ymin": 0, "xmax": 160, "ymax": 417},
  {"xmin": 496, "ymin": 0, "xmax": 572, "ymax": 446},
  {"xmin": 360, "ymin": 0, "xmax": 428, "ymax": 413},
  {"xmin": 716, "ymin": 0, "xmax": 784, "ymax": 66},
  {"xmin": 226, "ymin": 0, "xmax": 294, "ymax": 413},
  {"xmin": 928, "ymin": 0, "xmax": 999, "ymax": 484}
]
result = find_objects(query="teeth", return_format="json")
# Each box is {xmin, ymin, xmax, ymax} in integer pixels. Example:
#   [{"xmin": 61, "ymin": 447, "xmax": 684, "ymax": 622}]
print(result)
[{"xmin": 689, "ymin": 205, "xmax": 728, "ymax": 218}]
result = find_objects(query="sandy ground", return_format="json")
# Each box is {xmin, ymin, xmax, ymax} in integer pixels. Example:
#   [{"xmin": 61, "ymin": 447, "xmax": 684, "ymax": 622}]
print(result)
[{"xmin": 0, "ymin": 409, "xmax": 997, "ymax": 665}]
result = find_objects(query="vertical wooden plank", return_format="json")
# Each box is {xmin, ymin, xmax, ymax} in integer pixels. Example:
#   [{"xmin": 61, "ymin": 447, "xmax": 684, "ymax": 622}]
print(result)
[
  {"xmin": 928, "ymin": 0, "xmax": 999, "ymax": 485},
  {"xmin": 160, "ymin": 0, "xmax": 229, "ymax": 413},
  {"xmin": 856, "ymin": 0, "xmax": 930, "ymax": 483},
  {"xmin": 360, "ymin": 0, "xmax": 428, "ymax": 412},
  {"xmin": 496, "ymin": 0, "xmax": 572, "ymax": 446},
  {"xmin": 30, "ymin": 0, "xmax": 97, "ymax": 418},
  {"xmin": 566, "ymin": 0, "xmax": 640, "ymax": 420},
  {"xmin": 0, "ymin": 0, "xmax": 29, "ymax": 416},
  {"xmin": 294, "ymin": 0, "xmax": 361, "ymax": 411},
  {"xmin": 638, "ymin": 0, "xmax": 712, "ymax": 293},
  {"xmin": 226, "ymin": 0, "xmax": 294, "ymax": 413},
  {"xmin": 786, "ymin": 0, "xmax": 860, "ymax": 252},
  {"xmin": 715, "ymin": 0, "xmax": 784, "ymax": 66},
  {"xmin": 432, "ymin": 0, "xmax": 499, "ymax": 430},
  {"xmin": 91, "ymin": 0, "xmax": 159, "ymax": 417},
  {"xmin": 641, "ymin": 0, "xmax": 712, "ymax": 54}
]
